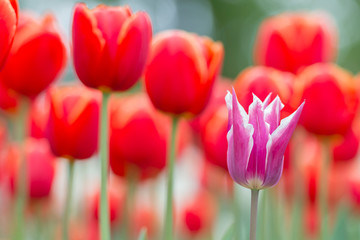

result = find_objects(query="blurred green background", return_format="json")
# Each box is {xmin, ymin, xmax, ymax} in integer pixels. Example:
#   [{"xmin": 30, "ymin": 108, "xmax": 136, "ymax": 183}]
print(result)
[{"xmin": 18, "ymin": 0, "xmax": 360, "ymax": 79}]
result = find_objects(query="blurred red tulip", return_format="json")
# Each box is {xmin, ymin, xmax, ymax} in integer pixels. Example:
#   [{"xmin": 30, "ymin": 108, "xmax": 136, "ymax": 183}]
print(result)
[
  {"xmin": 233, "ymin": 66, "xmax": 294, "ymax": 113},
  {"xmin": 294, "ymin": 63, "xmax": 358, "ymax": 135},
  {"xmin": 304, "ymin": 204, "xmax": 319, "ymax": 238},
  {"xmin": 331, "ymin": 127, "xmax": 359, "ymax": 163},
  {"xmin": 0, "ymin": 0, "xmax": 18, "ymax": 68},
  {"xmin": 46, "ymin": 86, "xmax": 100, "ymax": 160},
  {"xmin": 200, "ymin": 105, "xmax": 228, "ymax": 171},
  {"xmin": 144, "ymin": 30, "xmax": 224, "ymax": 117},
  {"xmin": 72, "ymin": 3, "xmax": 152, "ymax": 91},
  {"xmin": 29, "ymin": 94, "xmax": 50, "ymax": 139},
  {"xmin": 89, "ymin": 183, "xmax": 124, "ymax": 226},
  {"xmin": 180, "ymin": 190, "xmax": 217, "ymax": 237},
  {"xmin": 254, "ymin": 12, "xmax": 337, "ymax": 74},
  {"xmin": 348, "ymin": 173, "xmax": 360, "ymax": 214},
  {"xmin": 0, "ymin": 12, "xmax": 66, "ymax": 98},
  {"xmin": 200, "ymin": 161, "xmax": 233, "ymax": 197},
  {"xmin": 132, "ymin": 205, "xmax": 159, "ymax": 239},
  {"xmin": 0, "ymin": 80, "xmax": 18, "ymax": 112},
  {"xmin": 109, "ymin": 93, "xmax": 189, "ymax": 180},
  {"xmin": 3, "ymin": 138, "xmax": 55, "ymax": 200}
]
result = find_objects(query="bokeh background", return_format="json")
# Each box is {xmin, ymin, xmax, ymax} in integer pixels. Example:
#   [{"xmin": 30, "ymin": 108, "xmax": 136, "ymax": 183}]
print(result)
[{"xmin": 18, "ymin": 0, "xmax": 360, "ymax": 80}]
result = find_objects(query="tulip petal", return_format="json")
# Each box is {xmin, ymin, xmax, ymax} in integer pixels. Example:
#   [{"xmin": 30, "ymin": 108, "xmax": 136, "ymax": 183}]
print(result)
[
  {"xmin": 262, "ymin": 101, "xmax": 304, "ymax": 188},
  {"xmin": 115, "ymin": 12, "xmax": 152, "ymax": 90},
  {"xmin": 246, "ymin": 94, "xmax": 270, "ymax": 188},
  {"xmin": 264, "ymin": 96, "xmax": 284, "ymax": 134},
  {"xmin": 0, "ymin": 0, "xmax": 17, "ymax": 68},
  {"xmin": 226, "ymin": 90, "xmax": 254, "ymax": 187}
]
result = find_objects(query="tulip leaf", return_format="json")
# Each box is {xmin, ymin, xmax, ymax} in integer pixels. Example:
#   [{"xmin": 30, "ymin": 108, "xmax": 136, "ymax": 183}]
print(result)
[
  {"xmin": 332, "ymin": 206, "xmax": 349, "ymax": 240},
  {"xmin": 137, "ymin": 228, "xmax": 147, "ymax": 240}
]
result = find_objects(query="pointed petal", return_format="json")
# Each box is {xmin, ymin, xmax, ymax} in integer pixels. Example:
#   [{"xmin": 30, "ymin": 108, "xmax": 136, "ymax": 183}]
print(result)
[
  {"xmin": 226, "ymin": 89, "xmax": 254, "ymax": 187},
  {"xmin": 264, "ymin": 96, "xmax": 284, "ymax": 134},
  {"xmin": 262, "ymin": 101, "xmax": 304, "ymax": 188},
  {"xmin": 246, "ymin": 94, "xmax": 270, "ymax": 188},
  {"xmin": 262, "ymin": 92, "xmax": 272, "ymax": 109}
]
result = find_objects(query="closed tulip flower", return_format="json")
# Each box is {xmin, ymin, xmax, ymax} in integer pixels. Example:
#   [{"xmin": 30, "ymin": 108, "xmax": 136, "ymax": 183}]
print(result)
[
  {"xmin": 72, "ymin": 3, "xmax": 152, "ymax": 91},
  {"xmin": 294, "ymin": 63, "xmax": 358, "ymax": 135},
  {"xmin": 145, "ymin": 30, "xmax": 224, "ymax": 117},
  {"xmin": 0, "ymin": 0, "xmax": 18, "ymax": 68},
  {"xmin": 0, "ymin": 13, "xmax": 66, "ymax": 98},
  {"xmin": 46, "ymin": 86, "xmax": 100, "ymax": 160},
  {"xmin": 254, "ymin": 12, "xmax": 337, "ymax": 74},
  {"xmin": 226, "ymin": 89, "xmax": 304, "ymax": 190}
]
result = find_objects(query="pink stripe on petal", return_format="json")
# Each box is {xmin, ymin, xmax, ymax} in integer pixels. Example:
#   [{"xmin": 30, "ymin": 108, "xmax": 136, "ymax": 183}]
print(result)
[
  {"xmin": 262, "ymin": 92, "xmax": 273, "ymax": 109},
  {"xmin": 262, "ymin": 101, "xmax": 304, "ymax": 188},
  {"xmin": 264, "ymin": 96, "xmax": 284, "ymax": 134},
  {"xmin": 226, "ymin": 89, "xmax": 254, "ymax": 186},
  {"xmin": 246, "ymin": 94, "xmax": 270, "ymax": 188}
]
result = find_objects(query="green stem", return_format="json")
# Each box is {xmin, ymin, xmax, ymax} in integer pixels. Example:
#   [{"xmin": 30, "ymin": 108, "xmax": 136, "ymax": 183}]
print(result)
[
  {"xmin": 250, "ymin": 189, "xmax": 259, "ymax": 240},
  {"xmin": 319, "ymin": 139, "xmax": 330, "ymax": 240},
  {"xmin": 13, "ymin": 98, "xmax": 29, "ymax": 240},
  {"xmin": 62, "ymin": 160, "xmax": 75, "ymax": 240},
  {"xmin": 100, "ymin": 92, "xmax": 111, "ymax": 240},
  {"xmin": 163, "ymin": 117, "xmax": 179, "ymax": 240}
]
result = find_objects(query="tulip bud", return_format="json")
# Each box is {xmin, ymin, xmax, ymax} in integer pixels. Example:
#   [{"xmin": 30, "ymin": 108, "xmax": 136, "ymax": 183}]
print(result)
[
  {"xmin": 0, "ymin": 12, "xmax": 66, "ymax": 98},
  {"xmin": 254, "ymin": 12, "xmax": 337, "ymax": 74},
  {"xmin": 145, "ymin": 30, "xmax": 224, "ymax": 117},
  {"xmin": 72, "ymin": 3, "xmax": 152, "ymax": 91}
]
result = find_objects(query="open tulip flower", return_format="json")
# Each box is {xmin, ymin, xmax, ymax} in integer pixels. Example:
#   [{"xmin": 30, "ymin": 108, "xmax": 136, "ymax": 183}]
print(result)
[
  {"xmin": 0, "ymin": 0, "xmax": 18, "ymax": 69},
  {"xmin": 226, "ymin": 89, "xmax": 304, "ymax": 190},
  {"xmin": 226, "ymin": 89, "xmax": 304, "ymax": 240}
]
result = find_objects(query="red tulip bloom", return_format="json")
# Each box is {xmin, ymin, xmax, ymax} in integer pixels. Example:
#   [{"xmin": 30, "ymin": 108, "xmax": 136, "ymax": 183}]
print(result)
[
  {"xmin": 294, "ymin": 63, "xmax": 358, "ymax": 135},
  {"xmin": 46, "ymin": 86, "xmax": 100, "ymax": 160},
  {"xmin": 72, "ymin": 3, "xmax": 152, "ymax": 91},
  {"xmin": 233, "ymin": 66, "xmax": 294, "ymax": 114},
  {"xmin": 0, "ymin": 80, "xmax": 18, "ymax": 112},
  {"xmin": 3, "ymin": 138, "xmax": 56, "ymax": 200},
  {"xmin": 254, "ymin": 12, "xmax": 337, "ymax": 74},
  {"xmin": 0, "ymin": 0, "xmax": 18, "ymax": 68},
  {"xmin": 29, "ymin": 94, "xmax": 50, "ymax": 139},
  {"xmin": 331, "ymin": 127, "xmax": 359, "ymax": 163},
  {"xmin": 110, "ymin": 93, "xmax": 188, "ymax": 179},
  {"xmin": 0, "ymin": 13, "xmax": 66, "ymax": 98},
  {"xmin": 180, "ymin": 190, "xmax": 217, "ymax": 237},
  {"xmin": 145, "ymin": 30, "xmax": 224, "ymax": 116}
]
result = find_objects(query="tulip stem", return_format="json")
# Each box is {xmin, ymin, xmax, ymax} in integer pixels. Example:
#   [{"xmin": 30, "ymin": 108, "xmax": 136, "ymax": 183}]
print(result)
[
  {"xmin": 232, "ymin": 183, "xmax": 241, "ymax": 240},
  {"xmin": 62, "ymin": 159, "xmax": 75, "ymax": 240},
  {"xmin": 250, "ymin": 189, "xmax": 259, "ymax": 240},
  {"xmin": 163, "ymin": 117, "xmax": 179, "ymax": 240},
  {"xmin": 13, "ymin": 98, "xmax": 29, "ymax": 240},
  {"xmin": 100, "ymin": 91, "xmax": 111, "ymax": 240},
  {"xmin": 319, "ymin": 139, "xmax": 330, "ymax": 240}
]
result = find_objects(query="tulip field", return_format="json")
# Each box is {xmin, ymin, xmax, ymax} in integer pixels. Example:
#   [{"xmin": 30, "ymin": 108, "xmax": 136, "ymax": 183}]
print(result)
[{"xmin": 1, "ymin": 0, "xmax": 360, "ymax": 240}]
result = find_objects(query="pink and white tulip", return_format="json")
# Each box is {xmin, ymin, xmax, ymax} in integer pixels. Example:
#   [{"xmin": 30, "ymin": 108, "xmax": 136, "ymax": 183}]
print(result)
[{"xmin": 226, "ymin": 89, "xmax": 304, "ymax": 190}]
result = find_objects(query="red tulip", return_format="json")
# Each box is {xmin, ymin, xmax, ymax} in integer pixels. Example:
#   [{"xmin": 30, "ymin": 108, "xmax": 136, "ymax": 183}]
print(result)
[
  {"xmin": 180, "ymin": 190, "xmax": 217, "ymax": 237},
  {"xmin": 0, "ymin": 80, "xmax": 18, "ymax": 112},
  {"xmin": 3, "ymin": 138, "xmax": 56, "ymax": 200},
  {"xmin": 200, "ymin": 105, "xmax": 228, "ymax": 171},
  {"xmin": 331, "ymin": 127, "xmax": 359, "ymax": 163},
  {"xmin": 46, "ymin": 85, "xmax": 100, "ymax": 160},
  {"xmin": 72, "ymin": 3, "xmax": 152, "ymax": 91},
  {"xmin": 132, "ymin": 205, "xmax": 159, "ymax": 239},
  {"xmin": 29, "ymin": 94, "xmax": 50, "ymax": 139},
  {"xmin": 109, "ymin": 93, "xmax": 189, "ymax": 179},
  {"xmin": 0, "ymin": 12, "xmax": 66, "ymax": 98},
  {"xmin": 233, "ymin": 66, "xmax": 294, "ymax": 114},
  {"xmin": 144, "ymin": 30, "xmax": 224, "ymax": 116},
  {"xmin": 294, "ymin": 63, "xmax": 358, "ymax": 135},
  {"xmin": 254, "ymin": 12, "xmax": 337, "ymax": 74},
  {"xmin": 0, "ymin": 0, "xmax": 18, "ymax": 68}
]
